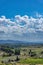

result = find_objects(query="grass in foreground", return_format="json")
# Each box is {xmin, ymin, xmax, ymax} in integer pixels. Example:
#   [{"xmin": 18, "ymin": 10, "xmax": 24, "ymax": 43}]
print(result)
[{"xmin": 19, "ymin": 58, "xmax": 43, "ymax": 64}]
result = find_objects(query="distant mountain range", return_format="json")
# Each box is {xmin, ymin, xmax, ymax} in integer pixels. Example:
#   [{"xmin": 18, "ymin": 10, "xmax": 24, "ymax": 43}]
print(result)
[
  {"xmin": 0, "ymin": 40, "xmax": 43, "ymax": 45},
  {"xmin": 0, "ymin": 40, "xmax": 26, "ymax": 44}
]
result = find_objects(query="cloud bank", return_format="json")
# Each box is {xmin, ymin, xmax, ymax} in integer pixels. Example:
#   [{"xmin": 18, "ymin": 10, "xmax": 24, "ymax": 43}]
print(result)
[{"xmin": 0, "ymin": 14, "xmax": 43, "ymax": 42}]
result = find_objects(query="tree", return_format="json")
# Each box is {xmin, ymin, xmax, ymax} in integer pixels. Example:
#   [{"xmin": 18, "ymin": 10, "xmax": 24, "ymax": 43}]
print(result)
[
  {"xmin": 29, "ymin": 49, "xmax": 32, "ymax": 56},
  {"xmin": 40, "ymin": 51, "xmax": 43, "ymax": 54},
  {"xmin": 29, "ymin": 49, "xmax": 36, "ymax": 57},
  {"xmin": 15, "ymin": 56, "xmax": 20, "ymax": 61},
  {"xmin": 15, "ymin": 49, "xmax": 20, "ymax": 55}
]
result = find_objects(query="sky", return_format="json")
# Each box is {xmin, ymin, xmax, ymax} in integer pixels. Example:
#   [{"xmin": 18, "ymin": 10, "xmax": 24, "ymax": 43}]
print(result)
[
  {"xmin": 0, "ymin": 0, "xmax": 43, "ymax": 17},
  {"xmin": 0, "ymin": 0, "xmax": 43, "ymax": 42}
]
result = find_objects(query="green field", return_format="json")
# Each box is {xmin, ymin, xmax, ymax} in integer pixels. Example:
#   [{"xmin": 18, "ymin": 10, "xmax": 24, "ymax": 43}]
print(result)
[{"xmin": 20, "ymin": 58, "xmax": 43, "ymax": 64}]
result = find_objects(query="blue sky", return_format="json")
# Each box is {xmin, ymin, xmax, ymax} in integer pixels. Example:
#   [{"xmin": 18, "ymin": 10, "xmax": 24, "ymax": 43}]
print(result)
[
  {"xmin": 0, "ymin": 0, "xmax": 43, "ymax": 42},
  {"xmin": 0, "ymin": 0, "xmax": 43, "ymax": 17}
]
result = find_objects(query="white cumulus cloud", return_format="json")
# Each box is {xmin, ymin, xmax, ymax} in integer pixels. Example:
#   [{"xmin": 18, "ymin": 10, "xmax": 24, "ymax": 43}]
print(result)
[{"xmin": 0, "ymin": 14, "xmax": 43, "ymax": 42}]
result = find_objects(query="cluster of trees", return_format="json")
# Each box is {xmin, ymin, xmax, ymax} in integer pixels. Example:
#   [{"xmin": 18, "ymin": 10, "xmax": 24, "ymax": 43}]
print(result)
[
  {"xmin": 15, "ymin": 49, "xmax": 20, "ymax": 55},
  {"xmin": 28, "ymin": 49, "xmax": 43, "ymax": 58},
  {"xmin": 1, "ymin": 56, "xmax": 19, "ymax": 64},
  {"xmin": 0, "ymin": 46, "xmax": 20, "ymax": 57},
  {"xmin": 29, "ymin": 49, "xmax": 37, "ymax": 57},
  {"xmin": 1, "ymin": 45, "xmax": 43, "ymax": 58},
  {"xmin": 0, "ymin": 47, "xmax": 14, "ymax": 57}
]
